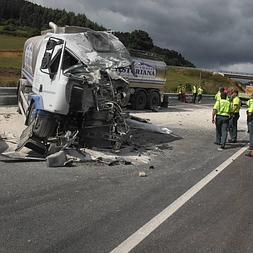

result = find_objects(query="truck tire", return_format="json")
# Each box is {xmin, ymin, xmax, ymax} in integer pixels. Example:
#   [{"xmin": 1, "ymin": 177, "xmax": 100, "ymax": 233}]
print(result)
[
  {"xmin": 147, "ymin": 90, "xmax": 160, "ymax": 109},
  {"xmin": 132, "ymin": 90, "xmax": 147, "ymax": 110},
  {"xmin": 33, "ymin": 117, "xmax": 57, "ymax": 139}
]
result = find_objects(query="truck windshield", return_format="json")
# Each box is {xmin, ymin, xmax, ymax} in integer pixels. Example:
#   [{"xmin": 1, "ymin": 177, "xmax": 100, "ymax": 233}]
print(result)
[
  {"xmin": 62, "ymin": 50, "xmax": 79, "ymax": 71},
  {"xmin": 86, "ymin": 31, "xmax": 114, "ymax": 52}
]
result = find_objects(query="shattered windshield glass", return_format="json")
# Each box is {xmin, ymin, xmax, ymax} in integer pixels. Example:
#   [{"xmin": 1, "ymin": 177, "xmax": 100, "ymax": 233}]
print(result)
[
  {"xmin": 86, "ymin": 31, "xmax": 114, "ymax": 52},
  {"xmin": 64, "ymin": 32, "xmax": 132, "ymax": 72}
]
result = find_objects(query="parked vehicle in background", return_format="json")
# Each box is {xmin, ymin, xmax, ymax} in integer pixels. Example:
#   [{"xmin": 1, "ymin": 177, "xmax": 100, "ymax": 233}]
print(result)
[
  {"xmin": 117, "ymin": 51, "xmax": 167, "ymax": 109},
  {"xmin": 239, "ymin": 85, "xmax": 253, "ymax": 104}
]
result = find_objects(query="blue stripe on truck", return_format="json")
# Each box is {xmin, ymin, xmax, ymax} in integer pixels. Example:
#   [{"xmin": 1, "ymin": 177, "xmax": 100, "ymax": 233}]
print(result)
[{"xmin": 28, "ymin": 95, "xmax": 44, "ymax": 110}]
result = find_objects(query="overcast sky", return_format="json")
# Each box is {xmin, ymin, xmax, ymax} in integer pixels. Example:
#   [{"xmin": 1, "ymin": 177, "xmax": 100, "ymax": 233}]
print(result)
[{"xmin": 30, "ymin": 0, "xmax": 253, "ymax": 72}]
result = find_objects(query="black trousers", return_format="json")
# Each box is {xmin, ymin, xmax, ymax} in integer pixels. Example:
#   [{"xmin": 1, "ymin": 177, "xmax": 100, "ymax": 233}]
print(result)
[{"xmin": 192, "ymin": 93, "xmax": 197, "ymax": 103}]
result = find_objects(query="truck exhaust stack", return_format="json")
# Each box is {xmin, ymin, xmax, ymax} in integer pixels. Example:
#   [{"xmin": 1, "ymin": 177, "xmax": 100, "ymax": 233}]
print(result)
[{"xmin": 49, "ymin": 22, "xmax": 58, "ymax": 33}]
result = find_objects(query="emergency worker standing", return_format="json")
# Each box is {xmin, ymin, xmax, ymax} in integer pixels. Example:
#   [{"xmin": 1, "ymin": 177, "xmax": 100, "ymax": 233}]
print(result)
[
  {"xmin": 192, "ymin": 84, "xmax": 197, "ymax": 103},
  {"xmin": 229, "ymin": 90, "xmax": 241, "ymax": 143},
  {"xmin": 177, "ymin": 85, "xmax": 182, "ymax": 101},
  {"xmin": 197, "ymin": 86, "xmax": 203, "ymax": 103},
  {"xmin": 247, "ymin": 94, "xmax": 253, "ymax": 149},
  {"xmin": 181, "ymin": 84, "xmax": 186, "ymax": 102},
  {"xmin": 212, "ymin": 92, "xmax": 232, "ymax": 150}
]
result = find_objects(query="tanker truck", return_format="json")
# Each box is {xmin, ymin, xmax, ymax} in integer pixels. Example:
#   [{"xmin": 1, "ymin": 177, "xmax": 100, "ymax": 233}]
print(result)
[
  {"xmin": 17, "ymin": 22, "xmax": 132, "ymax": 154},
  {"xmin": 117, "ymin": 52, "xmax": 167, "ymax": 110}
]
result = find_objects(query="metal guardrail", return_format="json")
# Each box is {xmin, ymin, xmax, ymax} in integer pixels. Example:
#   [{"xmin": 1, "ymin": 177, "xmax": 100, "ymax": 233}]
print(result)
[
  {"xmin": 0, "ymin": 87, "xmax": 17, "ymax": 106},
  {"xmin": 0, "ymin": 87, "xmax": 215, "ymax": 106},
  {"xmin": 164, "ymin": 93, "xmax": 215, "ymax": 99}
]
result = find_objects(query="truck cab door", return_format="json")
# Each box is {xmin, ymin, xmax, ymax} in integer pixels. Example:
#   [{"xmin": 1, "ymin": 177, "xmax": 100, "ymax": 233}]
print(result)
[{"xmin": 33, "ymin": 37, "xmax": 69, "ymax": 114}]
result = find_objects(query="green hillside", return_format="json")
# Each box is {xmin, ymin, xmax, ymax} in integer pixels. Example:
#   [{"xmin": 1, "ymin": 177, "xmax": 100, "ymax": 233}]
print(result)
[
  {"xmin": 0, "ymin": 34, "xmax": 26, "ymax": 50},
  {"xmin": 0, "ymin": 34, "xmax": 242, "ymax": 93},
  {"xmin": 165, "ymin": 67, "xmax": 241, "ymax": 94}
]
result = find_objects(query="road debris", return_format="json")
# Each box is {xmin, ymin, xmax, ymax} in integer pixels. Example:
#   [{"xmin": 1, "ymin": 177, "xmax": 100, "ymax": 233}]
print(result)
[
  {"xmin": 139, "ymin": 171, "xmax": 147, "ymax": 177},
  {"xmin": 0, "ymin": 115, "xmax": 178, "ymax": 167},
  {"xmin": 0, "ymin": 152, "xmax": 46, "ymax": 162},
  {"xmin": 46, "ymin": 150, "xmax": 74, "ymax": 167}
]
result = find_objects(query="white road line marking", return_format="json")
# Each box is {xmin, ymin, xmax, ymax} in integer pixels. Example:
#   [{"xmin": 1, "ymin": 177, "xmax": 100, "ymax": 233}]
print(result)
[{"xmin": 111, "ymin": 146, "xmax": 248, "ymax": 253}]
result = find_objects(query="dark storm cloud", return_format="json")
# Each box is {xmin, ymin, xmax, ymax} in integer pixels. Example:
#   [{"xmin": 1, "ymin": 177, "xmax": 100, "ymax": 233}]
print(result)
[{"xmin": 30, "ymin": 0, "xmax": 253, "ymax": 70}]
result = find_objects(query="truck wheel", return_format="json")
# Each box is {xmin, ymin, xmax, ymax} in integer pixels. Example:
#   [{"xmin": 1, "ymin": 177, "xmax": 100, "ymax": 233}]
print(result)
[
  {"xmin": 147, "ymin": 91, "xmax": 160, "ymax": 109},
  {"xmin": 33, "ymin": 117, "xmax": 57, "ymax": 138},
  {"xmin": 132, "ymin": 90, "xmax": 147, "ymax": 110}
]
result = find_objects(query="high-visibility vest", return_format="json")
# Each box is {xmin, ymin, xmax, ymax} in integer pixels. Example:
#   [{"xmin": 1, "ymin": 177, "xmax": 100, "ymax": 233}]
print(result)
[
  {"xmin": 248, "ymin": 99, "xmax": 253, "ymax": 113},
  {"xmin": 192, "ymin": 85, "xmax": 197, "ymax": 93},
  {"xmin": 232, "ymin": 96, "xmax": 241, "ymax": 113},
  {"xmin": 215, "ymin": 91, "xmax": 221, "ymax": 101},
  {"xmin": 197, "ymin": 87, "xmax": 203, "ymax": 95},
  {"xmin": 213, "ymin": 99, "xmax": 232, "ymax": 117}
]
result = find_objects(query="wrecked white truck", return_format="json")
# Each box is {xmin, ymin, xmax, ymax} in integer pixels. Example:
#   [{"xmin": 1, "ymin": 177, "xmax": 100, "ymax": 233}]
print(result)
[{"xmin": 17, "ymin": 23, "xmax": 133, "ymax": 154}]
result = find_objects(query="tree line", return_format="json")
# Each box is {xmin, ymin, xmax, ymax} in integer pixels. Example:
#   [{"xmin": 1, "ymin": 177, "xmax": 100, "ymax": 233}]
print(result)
[
  {"xmin": 0, "ymin": 0, "xmax": 194, "ymax": 67},
  {"xmin": 115, "ymin": 31, "xmax": 194, "ymax": 67},
  {"xmin": 0, "ymin": 0, "xmax": 105, "ymax": 35}
]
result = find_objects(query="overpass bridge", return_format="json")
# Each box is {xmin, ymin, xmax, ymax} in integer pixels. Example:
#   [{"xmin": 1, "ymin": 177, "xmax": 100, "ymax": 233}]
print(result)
[{"xmin": 216, "ymin": 70, "xmax": 253, "ymax": 81}]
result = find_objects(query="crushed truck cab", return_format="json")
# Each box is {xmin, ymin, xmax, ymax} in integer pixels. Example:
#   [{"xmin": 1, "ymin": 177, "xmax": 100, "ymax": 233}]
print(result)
[{"xmin": 17, "ymin": 23, "xmax": 132, "ymax": 154}]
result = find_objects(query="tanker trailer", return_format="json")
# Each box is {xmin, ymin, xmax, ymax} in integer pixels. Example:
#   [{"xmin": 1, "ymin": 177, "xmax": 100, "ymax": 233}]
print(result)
[
  {"xmin": 117, "ymin": 55, "xmax": 167, "ymax": 110},
  {"xmin": 17, "ymin": 22, "xmax": 132, "ymax": 154}
]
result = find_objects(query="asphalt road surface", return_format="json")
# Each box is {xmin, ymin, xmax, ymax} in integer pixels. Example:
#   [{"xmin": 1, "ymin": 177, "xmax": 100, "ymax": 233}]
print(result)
[{"xmin": 0, "ymin": 103, "xmax": 252, "ymax": 253}]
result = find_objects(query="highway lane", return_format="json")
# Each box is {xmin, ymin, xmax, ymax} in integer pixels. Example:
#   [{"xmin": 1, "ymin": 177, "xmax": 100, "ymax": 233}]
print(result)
[
  {"xmin": 0, "ymin": 104, "xmax": 250, "ymax": 253},
  {"xmin": 131, "ymin": 150, "xmax": 253, "ymax": 253}
]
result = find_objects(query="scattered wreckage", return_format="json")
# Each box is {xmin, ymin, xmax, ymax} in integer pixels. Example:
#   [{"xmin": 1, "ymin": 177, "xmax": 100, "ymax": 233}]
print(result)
[{"xmin": 14, "ymin": 22, "xmax": 174, "ymax": 166}]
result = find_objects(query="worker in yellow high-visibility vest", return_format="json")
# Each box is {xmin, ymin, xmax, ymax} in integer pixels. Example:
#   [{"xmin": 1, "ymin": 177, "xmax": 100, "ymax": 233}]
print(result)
[
  {"xmin": 181, "ymin": 84, "xmax": 186, "ymax": 103},
  {"xmin": 212, "ymin": 91, "xmax": 232, "ymax": 150},
  {"xmin": 247, "ymin": 94, "xmax": 253, "ymax": 150},
  {"xmin": 192, "ymin": 84, "xmax": 197, "ymax": 103},
  {"xmin": 177, "ymin": 84, "xmax": 182, "ymax": 101},
  {"xmin": 228, "ymin": 90, "xmax": 241, "ymax": 143},
  {"xmin": 197, "ymin": 85, "xmax": 203, "ymax": 103}
]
